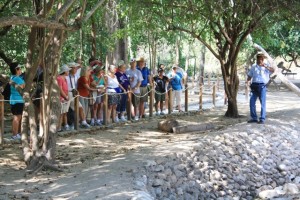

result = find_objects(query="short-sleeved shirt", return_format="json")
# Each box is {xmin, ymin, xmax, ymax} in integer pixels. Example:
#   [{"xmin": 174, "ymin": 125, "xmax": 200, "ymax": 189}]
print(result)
[
  {"xmin": 137, "ymin": 66, "xmax": 150, "ymax": 87},
  {"xmin": 126, "ymin": 68, "xmax": 143, "ymax": 94},
  {"xmin": 116, "ymin": 71, "xmax": 130, "ymax": 91},
  {"xmin": 248, "ymin": 64, "xmax": 271, "ymax": 84},
  {"xmin": 153, "ymin": 75, "xmax": 169, "ymax": 93},
  {"xmin": 92, "ymin": 74, "xmax": 105, "ymax": 87},
  {"xmin": 10, "ymin": 75, "xmax": 25, "ymax": 105},
  {"xmin": 57, "ymin": 75, "xmax": 69, "ymax": 101},
  {"xmin": 170, "ymin": 72, "xmax": 183, "ymax": 91},
  {"xmin": 66, "ymin": 74, "xmax": 80, "ymax": 91},
  {"xmin": 77, "ymin": 76, "xmax": 93, "ymax": 97}
]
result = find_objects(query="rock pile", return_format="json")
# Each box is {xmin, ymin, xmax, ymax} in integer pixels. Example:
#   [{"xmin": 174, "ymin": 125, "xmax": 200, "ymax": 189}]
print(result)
[{"xmin": 133, "ymin": 123, "xmax": 300, "ymax": 199}]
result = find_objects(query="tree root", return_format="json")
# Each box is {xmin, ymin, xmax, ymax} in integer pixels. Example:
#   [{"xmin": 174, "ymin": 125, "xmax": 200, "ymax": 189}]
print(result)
[{"xmin": 25, "ymin": 156, "xmax": 63, "ymax": 175}]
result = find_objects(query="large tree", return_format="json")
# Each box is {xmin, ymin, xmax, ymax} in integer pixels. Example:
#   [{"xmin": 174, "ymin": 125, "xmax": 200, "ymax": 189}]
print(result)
[
  {"xmin": 0, "ymin": 0, "xmax": 105, "ymax": 173},
  {"xmin": 131, "ymin": 0, "xmax": 300, "ymax": 117}
]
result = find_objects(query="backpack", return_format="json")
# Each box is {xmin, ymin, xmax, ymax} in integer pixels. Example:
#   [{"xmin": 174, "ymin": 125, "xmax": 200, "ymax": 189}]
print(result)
[
  {"xmin": 1, "ymin": 76, "xmax": 16, "ymax": 101},
  {"xmin": 1, "ymin": 82, "xmax": 11, "ymax": 101}
]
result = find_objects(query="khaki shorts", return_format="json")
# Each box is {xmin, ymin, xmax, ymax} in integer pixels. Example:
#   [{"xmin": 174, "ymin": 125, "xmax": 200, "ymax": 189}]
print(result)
[
  {"xmin": 139, "ymin": 86, "xmax": 148, "ymax": 103},
  {"xmin": 61, "ymin": 100, "xmax": 70, "ymax": 114},
  {"xmin": 68, "ymin": 92, "xmax": 82, "ymax": 110},
  {"xmin": 131, "ymin": 93, "xmax": 140, "ymax": 107}
]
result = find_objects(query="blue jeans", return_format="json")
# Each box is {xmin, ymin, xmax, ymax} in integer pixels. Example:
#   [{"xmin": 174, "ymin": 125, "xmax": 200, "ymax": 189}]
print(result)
[
  {"xmin": 117, "ymin": 93, "xmax": 127, "ymax": 113},
  {"xmin": 250, "ymin": 84, "xmax": 267, "ymax": 121}
]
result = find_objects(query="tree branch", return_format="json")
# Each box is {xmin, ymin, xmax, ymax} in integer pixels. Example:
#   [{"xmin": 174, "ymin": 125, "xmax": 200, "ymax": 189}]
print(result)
[
  {"xmin": 55, "ymin": 0, "xmax": 76, "ymax": 20},
  {"xmin": 0, "ymin": 49, "xmax": 12, "ymax": 66},
  {"xmin": 0, "ymin": 16, "xmax": 77, "ymax": 31},
  {"xmin": 82, "ymin": 0, "xmax": 106, "ymax": 23}
]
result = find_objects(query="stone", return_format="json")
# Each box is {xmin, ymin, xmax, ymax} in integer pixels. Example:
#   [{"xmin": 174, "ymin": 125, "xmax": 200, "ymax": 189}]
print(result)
[{"xmin": 158, "ymin": 119, "xmax": 179, "ymax": 132}]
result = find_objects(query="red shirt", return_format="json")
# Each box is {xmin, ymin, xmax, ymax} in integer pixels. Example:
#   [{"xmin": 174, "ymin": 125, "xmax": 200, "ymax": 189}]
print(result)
[
  {"xmin": 77, "ymin": 76, "xmax": 93, "ymax": 97},
  {"xmin": 57, "ymin": 75, "xmax": 68, "ymax": 102}
]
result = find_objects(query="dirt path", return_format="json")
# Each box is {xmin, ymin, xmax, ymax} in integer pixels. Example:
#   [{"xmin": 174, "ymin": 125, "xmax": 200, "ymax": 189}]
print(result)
[{"xmin": 1, "ymin": 89, "xmax": 300, "ymax": 199}]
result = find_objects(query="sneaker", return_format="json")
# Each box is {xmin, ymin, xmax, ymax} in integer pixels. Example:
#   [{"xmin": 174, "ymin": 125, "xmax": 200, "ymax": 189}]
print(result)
[
  {"xmin": 134, "ymin": 116, "xmax": 139, "ymax": 121},
  {"xmin": 90, "ymin": 121, "xmax": 95, "ymax": 126},
  {"xmin": 64, "ymin": 125, "xmax": 70, "ymax": 131},
  {"xmin": 95, "ymin": 121, "xmax": 102, "ymax": 126},
  {"xmin": 80, "ymin": 123, "xmax": 90, "ymax": 128},
  {"xmin": 155, "ymin": 112, "xmax": 159, "ymax": 116},
  {"xmin": 11, "ymin": 134, "xmax": 21, "ymax": 140},
  {"xmin": 114, "ymin": 118, "xmax": 119, "ymax": 123},
  {"xmin": 160, "ymin": 111, "xmax": 165, "ymax": 115},
  {"xmin": 258, "ymin": 120, "xmax": 265, "ymax": 124},
  {"xmin": 120, "ymin": 116, "xmax": 127, "ymax": 122}
]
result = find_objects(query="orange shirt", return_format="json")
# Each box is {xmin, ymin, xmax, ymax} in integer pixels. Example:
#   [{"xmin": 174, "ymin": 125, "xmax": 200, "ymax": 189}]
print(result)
[{"xmin": 77, "ymin": 76, "xmax": 93, "ymax": 97}]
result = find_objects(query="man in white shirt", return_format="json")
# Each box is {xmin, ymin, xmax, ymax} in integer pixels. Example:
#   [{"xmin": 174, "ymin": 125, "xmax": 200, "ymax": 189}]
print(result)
[
  {"xmin": 67, "ymin": 62, "xmax": 90, "ymax": 128},
  {"xmin": 126, "ymin": 58, "xmax": 143, "ymax": 121}
]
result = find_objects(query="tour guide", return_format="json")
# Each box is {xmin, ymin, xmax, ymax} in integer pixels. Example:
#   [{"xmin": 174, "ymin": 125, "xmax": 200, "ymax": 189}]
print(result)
[{"xmin": 247, "ymin": 52, "xmax": 274, "ymax": 124}]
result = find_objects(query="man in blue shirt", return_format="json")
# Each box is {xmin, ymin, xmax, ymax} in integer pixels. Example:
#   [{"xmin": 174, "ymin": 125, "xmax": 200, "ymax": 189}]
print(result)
[
  {"xmin": 247, "ymin": 52, "xmax": 274, "ymax": 124},
  {"xmin": 137, "ymin": 57, "xmax": 152, "ymax": 118},
  {"xmin": 169, "ymin": 66, "xmax": 183, "ymax": 112}
]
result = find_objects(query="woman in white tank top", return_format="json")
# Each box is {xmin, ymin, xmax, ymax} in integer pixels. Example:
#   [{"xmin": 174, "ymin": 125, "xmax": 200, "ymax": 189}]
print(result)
[{"xmin": 105, "ymin": 65, "xmax": 125, "ymax": 123}]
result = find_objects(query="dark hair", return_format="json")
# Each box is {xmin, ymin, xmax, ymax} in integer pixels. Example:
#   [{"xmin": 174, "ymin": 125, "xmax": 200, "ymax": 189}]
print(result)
[
  {"xmin": 88, "ymin": 57, "xmax": 96, "ymax": 64},
  {"xmin": 158, "ymin": 64, "xmax": 164, "ymax": 68},
  {"xmin": 9, "ymin": 62, "xmax": 19, "ymax": 75}
]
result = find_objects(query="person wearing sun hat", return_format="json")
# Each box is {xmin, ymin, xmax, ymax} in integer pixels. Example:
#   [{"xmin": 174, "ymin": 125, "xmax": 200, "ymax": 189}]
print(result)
[
  {"xmin": 57, "ymin": 64, "xmax": 71, "ymax": 132},
  {"xmin": 247, "ymin": 52, "xmax": 274, "ymax": 124},
  {"xmin": 136, "ymin": 57, "xmax": 152, "ymax": 119}
]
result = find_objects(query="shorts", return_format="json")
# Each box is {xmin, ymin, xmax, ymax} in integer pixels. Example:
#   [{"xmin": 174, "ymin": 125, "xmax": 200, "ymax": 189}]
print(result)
[
  {"xmin": 68, "ymin": 92, "xmax": 82, "ymax": 110},
  {"xmin": 139, "ymin": 86, "xmax": 148, "ymax": 103},
  {"xmin": 108, "ymin": 93, "xmax": 120, "ymax": 106},
  {"xmin": 155, "ymin": 92, "xmax": 166, "ymax": 102},
  {"xmin": 131, "ymin": 93, "xmax": 140, "ymax": 107},
  {"xmin": 61, "ymin": 100, "xmax": 70, "ymax": 114},
  {"xmin": 11, "ymin": 103, "xmax": 24, "ymax": 115}
]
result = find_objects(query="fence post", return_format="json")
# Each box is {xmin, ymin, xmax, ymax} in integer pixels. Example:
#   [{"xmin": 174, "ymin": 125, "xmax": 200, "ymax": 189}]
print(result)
[
  {"xmin": 149, "ymin": 85, "xmax": 154, "ymax": 117},
  {"xmin": 217, "ymin": 77, "xmax": 220, "ymax": 92},
  {"xmin": 168, "ymin": 89, "xmax": 173, "ymax": 114},
  {"xmin": 184, "ymin": 82, "xmax": 188, "ymax": 112},
  {"xmin": 103, "ymin": 92, "xmax": 108, "ymax": 125},
  {"xmin": 212, "ymin": 82, "xmax": 216, "ymax": 107},
  {"xmin": 74, "ymin": 92, "xmax": 79, "ymax": 130},
  {"xmin": 0, "ymin": 95, "xmax": 4, "ymax": 147},
  {"xmin": 126, "ymin": 92, "xmax": 131, "ymax": 120},
  {"xmin": 245, "ymin": 82, "xmax": 249, "ymax": 101},
  {"xmin": 199, "ymin": 84, "xmax": 203, "ymax": 110}
]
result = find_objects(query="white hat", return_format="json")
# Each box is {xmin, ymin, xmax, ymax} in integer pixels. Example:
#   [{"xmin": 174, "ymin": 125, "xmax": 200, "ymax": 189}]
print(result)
[
  {"xmin": 68, "ymin": 62, "xmax": 80, "ymax": 68},
  {"xmin": 59, "ymin": 64, "xmax": 70, "ymax": 75}
]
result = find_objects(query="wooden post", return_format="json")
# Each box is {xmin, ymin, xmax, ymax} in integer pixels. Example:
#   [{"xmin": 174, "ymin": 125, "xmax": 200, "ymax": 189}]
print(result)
[
  {"xmin": 168, "ymin": 89, "xmax": 173, "ymax": 114},
  {"xmin": 103, "ymin": 92, "xmax": 108, "ymax": 125},
  {"xmin": 212, "ymin": 82, "xmax": 216, "ymax": 107},
  {"xmin": 217, "ymin": 77, "xmax": 220, "ymax": 92},
  {"xmin": 0, "ymin": 95, "xmax": 4, "ymax": 147},
  {"xmin": 126, "ymin": 92, "xmax": 131, "ymax": 120},
  {"xmin": 184, "ymin": 82, "xmax": 188, "ymax": 112},
  {"xmin": 245, "ymin": 83, "xmax": 249, "ymax": 101},
  {"xmin": 199, "ymin": 84, "xmax": 203, "ymax": 110},
  {"xmin": 208, "ymin": 73, "xmax": 211, "ymax": 88},
  {"xmin": 149, "ymin": 85, "xmax": 154, "ymax": 117},
  {"xmin": 74, "ymin": 92, "xmax": 79, "ymax": 130}
]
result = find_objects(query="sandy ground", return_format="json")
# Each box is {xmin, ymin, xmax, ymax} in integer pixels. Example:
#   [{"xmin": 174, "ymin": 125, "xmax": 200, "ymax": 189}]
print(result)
[{"xmin": 1, "ymin": 85, "xmax": 300, "ymax": 200}]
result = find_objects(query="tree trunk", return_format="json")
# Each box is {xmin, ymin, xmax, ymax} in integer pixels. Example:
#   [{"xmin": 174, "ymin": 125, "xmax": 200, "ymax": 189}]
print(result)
[
  {"xmin": 225, "ymin": 96, "xmax": 239, "ymax": 117},
  {"xmin": 199, "ymin": 45, "xmax": 205, "ymax": 85},
  {"xmin": 91, "ymin": 16, "xmax": 97, "ymax": 58}
]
